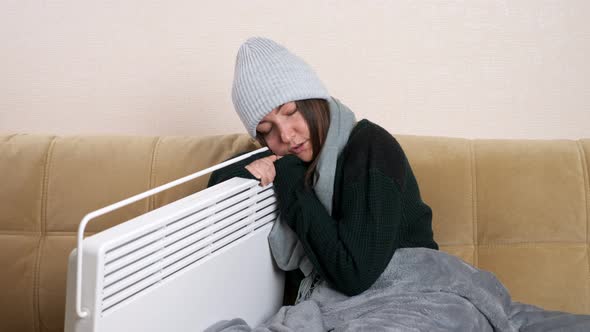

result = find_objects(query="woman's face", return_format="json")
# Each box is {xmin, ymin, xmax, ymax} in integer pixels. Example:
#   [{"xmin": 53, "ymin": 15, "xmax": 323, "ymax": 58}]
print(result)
[{"xmin": 256, "ymin": 101, "xmax": 313, "ymax": 162}]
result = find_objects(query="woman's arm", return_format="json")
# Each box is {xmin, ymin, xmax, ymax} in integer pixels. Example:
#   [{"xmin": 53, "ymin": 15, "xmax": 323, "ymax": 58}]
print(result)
[{"xmin": 207, "ymin": 150, "xmax": 273, "ymax": 187}]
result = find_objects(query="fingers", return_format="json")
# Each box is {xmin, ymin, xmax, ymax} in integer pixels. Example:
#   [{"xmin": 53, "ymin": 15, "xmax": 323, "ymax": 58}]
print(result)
[
  {"xmin": 253, "ymin": 167, "xmax": 275, "ymax": 187},
  {"xmin": 245, "ymin": 155, "xmax": 280, "ymax": 186}
]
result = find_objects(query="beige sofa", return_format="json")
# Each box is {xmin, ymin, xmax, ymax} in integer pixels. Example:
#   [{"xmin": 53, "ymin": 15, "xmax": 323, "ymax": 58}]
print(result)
[{"xmin": 1, "ymin": 133, "xmax": 589, "ymax": 332}]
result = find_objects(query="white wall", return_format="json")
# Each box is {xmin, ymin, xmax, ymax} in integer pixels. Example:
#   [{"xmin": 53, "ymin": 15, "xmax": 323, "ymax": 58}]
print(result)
[{"xmin": 1, "ymin": 0, "xmax": 589, "ymax": 139}]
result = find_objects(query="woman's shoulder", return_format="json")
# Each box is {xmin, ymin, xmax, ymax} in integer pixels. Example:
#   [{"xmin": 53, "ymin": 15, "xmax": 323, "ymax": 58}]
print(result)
[
  {"xmin": 346, "ymin": 119, "xmax": 405, "ymax": 155},
  {"xmin": 341, "ymin": 119, "xmax": 407, "ymax": 185}
]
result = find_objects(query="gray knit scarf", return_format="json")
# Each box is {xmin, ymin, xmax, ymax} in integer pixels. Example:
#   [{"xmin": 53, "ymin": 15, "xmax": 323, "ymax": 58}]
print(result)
[{"xmin": 267, "ymin": 97, "xmax": 356, "ymax": 302}]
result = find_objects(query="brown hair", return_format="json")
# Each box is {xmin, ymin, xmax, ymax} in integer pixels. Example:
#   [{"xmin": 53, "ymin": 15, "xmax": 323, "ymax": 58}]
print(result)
[{"xmin": 256, "ymin": 98, "xmax": 331, "ymax": 188}]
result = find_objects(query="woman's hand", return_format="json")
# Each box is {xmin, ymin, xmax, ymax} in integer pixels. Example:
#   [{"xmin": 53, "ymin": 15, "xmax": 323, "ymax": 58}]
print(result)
[{"xmin": 245, "ymin": 155, "xmax": 282, "ymax": 186}]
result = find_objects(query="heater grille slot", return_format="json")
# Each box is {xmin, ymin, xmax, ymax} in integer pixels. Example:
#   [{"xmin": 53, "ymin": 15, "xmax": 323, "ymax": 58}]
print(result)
[{"xmin": 99, "ymin": 182, "xmax": 278, "ymax": 314}]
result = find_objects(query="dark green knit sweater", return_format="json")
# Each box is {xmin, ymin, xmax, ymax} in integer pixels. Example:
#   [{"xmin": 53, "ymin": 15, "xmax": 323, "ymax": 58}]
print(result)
[{"xmin": 208, "ymin": 119, "xmax": 438, "ymax": 297}]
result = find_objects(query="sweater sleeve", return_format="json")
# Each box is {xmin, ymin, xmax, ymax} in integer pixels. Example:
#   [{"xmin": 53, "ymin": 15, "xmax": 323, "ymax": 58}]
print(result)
[
  {"xmin": 207, "ymin": 150, "xmax": 273, "ymax": 187},
  {"xmin": 272, "ymin": 124, "xmax": 408, "ymax": 296}
]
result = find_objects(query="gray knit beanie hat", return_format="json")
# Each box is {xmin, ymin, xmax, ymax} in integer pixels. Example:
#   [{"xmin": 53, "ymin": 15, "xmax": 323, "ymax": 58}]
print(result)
[{"xmin": 232, "ymin": 37, "xmax": 330, "ymax": 137}]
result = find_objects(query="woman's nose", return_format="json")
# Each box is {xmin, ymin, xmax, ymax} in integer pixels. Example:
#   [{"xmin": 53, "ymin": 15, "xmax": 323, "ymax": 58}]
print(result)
[{"xmin": 280, "ymin": 126, "xmax": 294, "ymax": 144}]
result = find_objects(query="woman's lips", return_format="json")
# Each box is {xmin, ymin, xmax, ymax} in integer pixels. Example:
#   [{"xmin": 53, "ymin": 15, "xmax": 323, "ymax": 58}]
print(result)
[{"xmin": 290, "ymin": 141, "xmax": 307, "ymax": 154}]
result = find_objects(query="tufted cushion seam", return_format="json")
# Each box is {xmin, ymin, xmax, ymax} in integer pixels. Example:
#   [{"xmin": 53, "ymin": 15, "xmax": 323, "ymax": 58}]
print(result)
[
  {"xmin": 0, "ymin": 231, "xmax": 96, "ymax": 236},
  {"xmin": 576, "ymin": 141, "xmax": 589, "ymax": 248},
  {"xmin": 33, "ymin": 136, "xmax": 56, "ymax": 332},
  {"xmin": 576, "ymin": 140, "xmax": 590, "ymax": 313},
  {"xmin": 32, "ymin": 236, "xmax": 45, "ymax": 332},
  {"xmin": 148, "ymin": 137, "xmax": 162, "ymax": 212},
  {"xmin": 453, "ymin": 240, "xmax": 588, "ymax": 246},
  {"xmin": 477, "ymin": 242, "xmax": 588, "ymax": 248},
  {"xmin": 0, "ymin": 230, "xmax": 42, "ymax": 235},
  {"xmin": 470, "ymin": 140, "xmax": 478, "ymax": 267}
]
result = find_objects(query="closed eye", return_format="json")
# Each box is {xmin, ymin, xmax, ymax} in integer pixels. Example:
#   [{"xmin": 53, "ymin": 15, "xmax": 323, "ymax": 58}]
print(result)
[
  {"xmin": 256, "ymin": 123, "xmax": 272, "ymax": 135},
  {"xmin": 285, "ymin": 108, "xmax": 297, "ymax": 116},
  {"xmin": 278, "ymin": 103, "xmax": 297, "ymax": 117}
]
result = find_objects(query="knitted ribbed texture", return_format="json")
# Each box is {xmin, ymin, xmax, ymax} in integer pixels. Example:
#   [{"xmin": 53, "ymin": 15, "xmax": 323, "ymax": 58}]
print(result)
[
  {"xmin": 208, "ymin": 119, "xmax": 438, "ymax": 297},
  {"xmin": 273, "ymin": 119, "xmax": 438, "ymax": 296},
  {"xmin": 232, "ymin": 37, "xmax": 330, "ymax": 137}
]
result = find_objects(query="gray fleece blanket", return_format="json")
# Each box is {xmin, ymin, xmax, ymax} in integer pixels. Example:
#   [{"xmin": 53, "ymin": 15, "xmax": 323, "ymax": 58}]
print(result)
[{"xmin": 206, "ymin": 248, "xmax": 590, "ymax": 332}]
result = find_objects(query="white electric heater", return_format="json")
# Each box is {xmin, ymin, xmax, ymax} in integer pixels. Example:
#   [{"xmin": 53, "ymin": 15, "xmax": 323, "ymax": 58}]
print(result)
[{"xmin": 64, "ymin": 148, "xmax": 285, "ymax": 332}]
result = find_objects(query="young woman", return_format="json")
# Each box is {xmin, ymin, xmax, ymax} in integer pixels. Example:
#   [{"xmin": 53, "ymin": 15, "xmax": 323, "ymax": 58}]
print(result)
[
  {"xmin": 204, "ymin": 38, "xmax": 590, "ymax": 332},
  {"xmin": 208, "ymin": 37, "xmax": 438, "ymax": 304}
]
